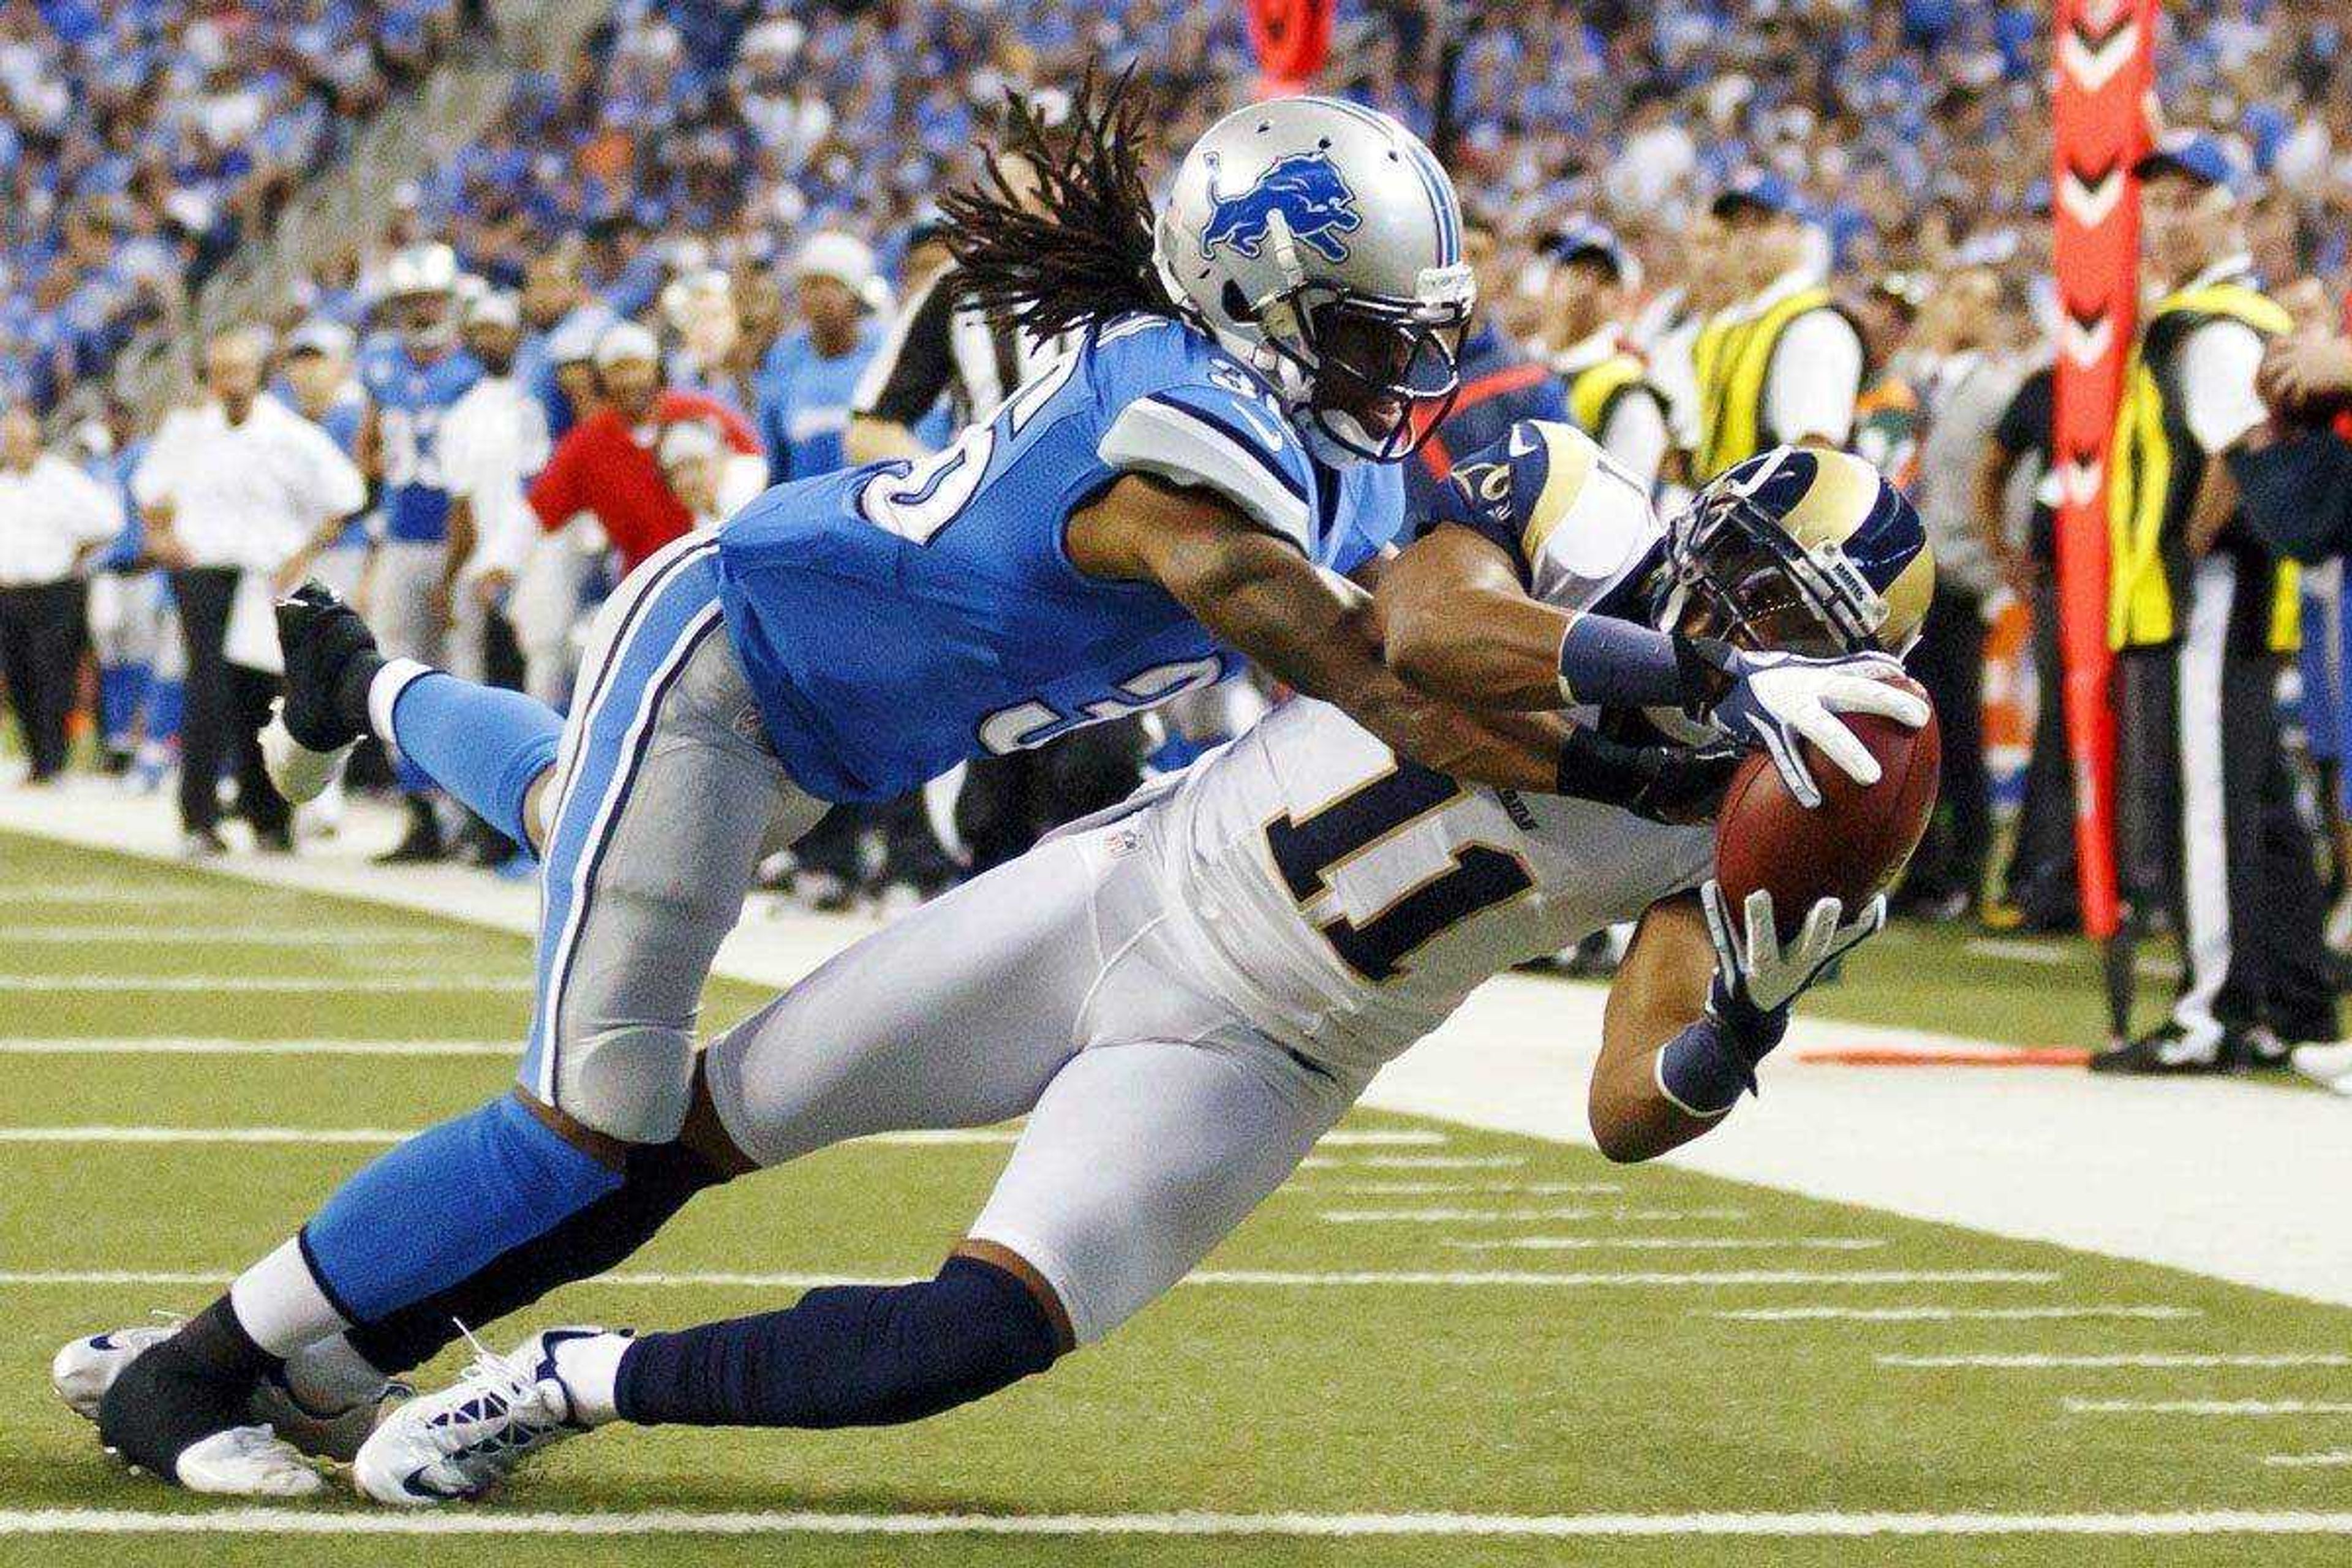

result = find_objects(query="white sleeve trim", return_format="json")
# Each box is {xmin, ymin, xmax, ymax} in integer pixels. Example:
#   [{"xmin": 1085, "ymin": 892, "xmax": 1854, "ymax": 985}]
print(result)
[
  {"xmin": 2178, "ymin": 320, "xmax": 2268, "ymax": 454},
  {"xmin": 1763, "ymin": 309, "xmax": 1863, "ymax": 450},
  {"xmin": 1096, "ymin": 395, "xmax": 1313, "ymax": 553}
]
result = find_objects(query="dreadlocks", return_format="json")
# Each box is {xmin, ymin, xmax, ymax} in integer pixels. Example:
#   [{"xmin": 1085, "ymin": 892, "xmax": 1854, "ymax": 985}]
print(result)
[{"xmin": 940, "ymin": 71, "xmax": 1172, "ymax": 342}]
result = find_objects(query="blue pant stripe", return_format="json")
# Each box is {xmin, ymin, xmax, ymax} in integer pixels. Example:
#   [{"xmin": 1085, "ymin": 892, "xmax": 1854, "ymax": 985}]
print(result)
[{"xmin": 523, "ymin": 544, "xmax": 722, "ymax": 1104}]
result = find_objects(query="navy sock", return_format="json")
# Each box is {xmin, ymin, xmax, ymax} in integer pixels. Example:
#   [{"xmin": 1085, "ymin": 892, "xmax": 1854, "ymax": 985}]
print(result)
[
  {"xmin": 614, "ymin": 1257, "xmax": 1061, "ymax": 1429},
  {"xmin": 382, "ymin": 672, "xmax": 562, "ymax": 847},
  {"xmin": 302, "ymin": 1096, "xmax": 622, "ymax": 1325}
]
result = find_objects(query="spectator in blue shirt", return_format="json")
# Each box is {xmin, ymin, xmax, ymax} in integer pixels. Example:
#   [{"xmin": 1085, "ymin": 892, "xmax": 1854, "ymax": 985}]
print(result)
[{"xmin": 756, "ymin": 232, "xmax": 885, "ymax": 483}]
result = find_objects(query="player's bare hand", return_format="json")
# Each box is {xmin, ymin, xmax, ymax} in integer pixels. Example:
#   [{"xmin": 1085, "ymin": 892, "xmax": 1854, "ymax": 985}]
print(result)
[{"xmin": 1702, "ymin": 881, "xmax": 1885, "ymax": 1015}]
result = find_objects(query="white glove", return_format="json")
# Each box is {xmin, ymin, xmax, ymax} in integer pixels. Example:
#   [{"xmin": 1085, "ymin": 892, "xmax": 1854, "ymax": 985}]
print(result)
[
  {"xmin": 1711, "ymin": 649, "xmax": 1931, "ymax": 809},
  {"xmin": 1702, "ymin": 881, "xmax": 1885, "ymax": 1016}
]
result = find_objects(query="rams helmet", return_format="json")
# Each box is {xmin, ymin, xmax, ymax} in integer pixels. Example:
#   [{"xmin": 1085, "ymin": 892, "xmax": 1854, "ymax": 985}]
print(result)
[{"xmin": 1657, "ymin": 446, "xmax": 1934, "ymax": 658}]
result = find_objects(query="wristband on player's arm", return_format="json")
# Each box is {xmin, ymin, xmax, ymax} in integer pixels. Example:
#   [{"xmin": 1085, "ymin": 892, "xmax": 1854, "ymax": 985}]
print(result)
[
  {"xmin": 1553, "ymin": 616, "xmax": 1729, "ymax": 712},
  {"xmin": 1553, "ymin": 726, "xmax": 1741, "ymax": 823},
  {"xmin": 1653, "ymin": 979, "xmax": 1790, "ymax": 1118}
]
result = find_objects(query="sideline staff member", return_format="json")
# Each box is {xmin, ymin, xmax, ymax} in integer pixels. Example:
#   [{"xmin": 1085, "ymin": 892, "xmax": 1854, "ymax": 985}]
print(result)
[
  {"xmin": 1691, "ymin": 172, "xmax": 1864, "ymax": 480},
  {"xmin": 134, "ymin": 326, "xmax": 367, "ymax": 857},
  {"xmin": 0, "ymin": 407, "xmax": 121, "ymax": 781},
  {"xmin": 2093, "ymin": 134, "xmax": 2335, "ymax": 1074}
]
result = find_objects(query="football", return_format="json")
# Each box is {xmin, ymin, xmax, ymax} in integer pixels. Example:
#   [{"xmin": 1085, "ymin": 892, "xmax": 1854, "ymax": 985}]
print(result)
[{"xmin": 1713, "ymin": 680, "xmax": 1942, "ymax": 941}]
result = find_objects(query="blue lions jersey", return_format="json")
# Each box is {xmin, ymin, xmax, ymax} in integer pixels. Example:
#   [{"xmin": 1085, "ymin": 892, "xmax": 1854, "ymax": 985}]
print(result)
[
  {"xmin": 358, "ymin": 338, "xmax": 482, "ymax": 543},
  {"xmin": 718, "ymin": 313, "xmax": 1403, "ymax": 803}
]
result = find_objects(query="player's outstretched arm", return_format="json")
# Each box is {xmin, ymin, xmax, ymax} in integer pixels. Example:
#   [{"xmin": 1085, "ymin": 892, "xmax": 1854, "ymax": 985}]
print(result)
[
  {"xmin": 1069, "ymin": 473, "xmax": 1569, "ymax": 793},
  {"xmin": 1589, "ymin": 884, "xmax": 1882, "ymax": 1162}
]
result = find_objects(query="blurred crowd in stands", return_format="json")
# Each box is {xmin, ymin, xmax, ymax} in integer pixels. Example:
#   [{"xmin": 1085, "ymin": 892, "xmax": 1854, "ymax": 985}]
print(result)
[{"xmin": 6, "ymin": 0, "xmax": 2352, "ymax": 1064}]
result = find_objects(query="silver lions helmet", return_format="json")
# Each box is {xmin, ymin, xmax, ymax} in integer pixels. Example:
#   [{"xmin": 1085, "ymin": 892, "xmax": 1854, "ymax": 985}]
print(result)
[
  {"xmin": 380, "ymin": 241, "xmax": 461, "ymax": 355},
  {"xmin": 1155, "ymin": 97, "xmax": 1474, "ymax": 466}
]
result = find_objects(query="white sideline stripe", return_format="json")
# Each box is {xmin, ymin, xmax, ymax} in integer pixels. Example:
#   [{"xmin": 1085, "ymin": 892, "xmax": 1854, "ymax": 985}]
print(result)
[
  {"xmin": 2065, "ymin": 1400, "xmax": 2352, "ymax": 1417},
  {"xmin": 0, "ymin": 1038, "xmax": 514, "ymax": 1058},
  {"xmin": 2266, "ymin": 1452, "xmax": 2352, "ymax": 1468},
  {"xmin": 1288, "ymin": 1180, "xmax": 1623, "ymax": 1196},
  {"xmin": 7, "ymin": 1509, "xmax": 2352, "ymax": 1539},
  {"xmin": 1321, "ymin": 1207, "xmax": 1748, "ymax": 1224},
  {"xmin": 1448, "ymin": 1236, "xmax": 1885, "ymax": 1253},
  {"xmin": 0, "ymin": 974, "xmax": 534, "ymax": 992},
  {"xmin": 0, "ymin": 1267, "xmax": 2062, "ymax": 1291},
  {"xmin": 0, "ymin": 927, "xmax": 458, "ymax": 946},
  {"xmin": 1297, "ymin": 1155, "xmax": 1523, "ymax": 1170},
  {"xmin": 1886, "ymin": 1354, "xmax": 2352, "ymax": 1370},
  {"xmin": 1709, "ymin": 1306, "xmax": 2201, "ymax": 1323}
]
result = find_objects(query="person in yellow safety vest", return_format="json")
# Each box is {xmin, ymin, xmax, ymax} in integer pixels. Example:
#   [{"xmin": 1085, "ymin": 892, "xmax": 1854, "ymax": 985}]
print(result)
[
  {"xmin": 1692, "ymin": 170, "xmax": 1865, "ymax": 483},
  {"xmin": 1635, "ymin": 210, "xmax": 1741, "ymax": 497},
  {"xmin": 1540, "ymin": 219, "xmax": 1671, "ymax": 494},
  {"xmin": 2092, "ymin": 131, "xmax": 2339, "ymax": 1076}
]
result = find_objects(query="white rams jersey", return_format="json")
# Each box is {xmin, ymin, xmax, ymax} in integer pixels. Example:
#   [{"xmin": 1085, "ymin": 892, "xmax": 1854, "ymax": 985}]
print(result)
[{"xmin": 1144, "ymin": 421, "xmax": 1717, "ymax": 1075}]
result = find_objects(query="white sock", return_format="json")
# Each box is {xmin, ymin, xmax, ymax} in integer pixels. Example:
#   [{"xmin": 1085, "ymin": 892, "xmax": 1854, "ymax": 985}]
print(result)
[
  {"xmin": 365, "ymin": 658, "xmax": 435, "ymax": 750},
  {"xmin": 227, "ymin": 1237, "xmax": 350, "ymax": 1359},
  {"xmin": 550, "ymin": 1332, "xmax": 632, "ymax": 1426}
]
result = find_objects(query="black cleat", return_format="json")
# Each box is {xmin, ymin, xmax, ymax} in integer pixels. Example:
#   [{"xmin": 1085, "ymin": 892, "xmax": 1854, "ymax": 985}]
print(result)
[
  {"xmin": 375, "ymin": 797, "xmax": 449, "ymax": 864},
  {"xmin": 274, "ymin": 582, "xmax": 383, "ymax": 754},
  {"xmin": 2089, "ymin": 1023, "xmax": 2233, "ymax": 1077}
]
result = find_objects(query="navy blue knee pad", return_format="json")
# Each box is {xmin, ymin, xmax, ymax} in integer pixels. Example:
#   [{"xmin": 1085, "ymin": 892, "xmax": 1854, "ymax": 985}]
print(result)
[{"xmin": 614, "ymin": 1256, "xmax": 1063, "ymax": 1429}]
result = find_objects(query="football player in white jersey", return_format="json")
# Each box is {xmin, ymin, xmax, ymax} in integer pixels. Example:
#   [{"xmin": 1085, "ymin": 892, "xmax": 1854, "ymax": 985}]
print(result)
[{"xmin": 218, "ymin": 422, "xmax": 1923, "ymax": 1506}]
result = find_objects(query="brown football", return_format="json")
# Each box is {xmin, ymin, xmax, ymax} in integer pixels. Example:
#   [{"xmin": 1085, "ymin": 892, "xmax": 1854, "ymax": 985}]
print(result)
[{"xmin": 1713, "ymin": 679, "xmax": 1940, "ymax": 943}]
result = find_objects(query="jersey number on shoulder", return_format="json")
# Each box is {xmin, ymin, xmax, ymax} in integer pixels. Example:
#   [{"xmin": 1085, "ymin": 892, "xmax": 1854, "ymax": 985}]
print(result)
[
  {"xmin": 859, "ymin": 349, "xmax": 1081, "ymax": 542},
  {"xmin": 1264, "ymin": 760, "xmax": 1536, "ymax": 984}
]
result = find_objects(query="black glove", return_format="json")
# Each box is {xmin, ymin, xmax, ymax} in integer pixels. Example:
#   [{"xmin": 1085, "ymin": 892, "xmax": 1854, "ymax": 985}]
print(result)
[{"xmin": 1555, "ymin": 729, "xmax": 1743, "ymax": 825}]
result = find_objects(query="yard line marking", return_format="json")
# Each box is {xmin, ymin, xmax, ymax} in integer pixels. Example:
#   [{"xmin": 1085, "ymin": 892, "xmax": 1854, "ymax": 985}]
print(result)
[
  {"xmin": 1887, "ymin": 1354, "xmax": 2352, "ymax": 1370},
  {"xmin": 0, "ymin": 1124, "xmax": 1422, "ymax": 1153},
  {"xmin": 0, "ymin": 974, "xmax": 534, "ymax": 993},
  {"xmin": 2065, "ymin": 1400, "xmax": 2352, "ymax": 1417},
  {"xmin": 1320, "ymin": 1207, "xmax": 1749, "ymax": 1224},
  {"xmin": 0, "ymin": 1267, "xmax": 2062, "ymax": 1291},
  {"xmin": 0, "ymin": 926, "xmax": 459, "ymax": 946},
  {"xmin": 1297, "ymin": 1155, "xmax": 1525, "ymax": 1170},
  {"xmin": 1286, "ymin": 1181, "xmax": 1624, "ymax": 1197},
  {"xmin": 1447, "ymin": 1236, "xmax": 1885, "ymax": 1253},
  {"xmin": 0, "ymin": 1038, "xmax": 514, "ymax": 1058},
  {"xmin": 2265, "ymin": 1453, "xmax": 2352, "ymax": 1468},
  {"xmin": 1311, "ymin": 1131, "xmax": 1446, "ymax": 1147},
  {"xmin": 1707, "ymin": 1306, "xmax": 2202, "ymax": 1323},
  {"xmin": 8, "ymin": 1509, "xmax": 2352, "ymax": 1538}
]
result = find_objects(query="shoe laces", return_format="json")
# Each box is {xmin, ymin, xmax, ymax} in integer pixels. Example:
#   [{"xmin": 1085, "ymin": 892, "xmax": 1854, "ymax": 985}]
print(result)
[
  {"xmin": 426, "ymin": 1323, "xmax": 564, "ymax": 1458},
  {"xmin": 209, "ymin": 1423, "xmax": 306, "ymax": 1471}
]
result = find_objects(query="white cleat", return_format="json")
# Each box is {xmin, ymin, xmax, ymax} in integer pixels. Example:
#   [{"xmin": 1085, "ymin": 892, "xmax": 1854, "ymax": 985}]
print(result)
[
  {"xmin": 51, "ymin": 1324, "xmax": 176, "ymax": 1419},
  {"xmin": 53, "ymin": 1323, "xmax": 402, "ymax": 1463},
  {"xmin": 2290, "ymin": 1041, "xmax": 2352, "ymax": 1096},
  {"xmin": 261, "ymin": 698, "xmax": 353, "ymax": 806},
  {"xmin": 353, "ymin": 1327, "xmax": 609, "ymax": 1506},
  {"xmin": 172, "ymin": 1425, "xmax": 325, "ymax": 1497}
]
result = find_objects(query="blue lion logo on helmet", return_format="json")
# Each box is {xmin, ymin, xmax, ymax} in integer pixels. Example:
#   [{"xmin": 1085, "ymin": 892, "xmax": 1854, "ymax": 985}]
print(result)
[{"xmin": 1200, "ymin": 151, "xmax": 1362, "ymax": 265}]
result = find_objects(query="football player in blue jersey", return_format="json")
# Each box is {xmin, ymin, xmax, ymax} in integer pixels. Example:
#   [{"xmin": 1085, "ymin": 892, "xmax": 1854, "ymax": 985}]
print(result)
[
  {"xmin": 75, "ymin": 83, "xmax": 1893, "ymax": 1497},
  {"xmin": 351, "ymin": 243, "xmax": 483, "ymax": 862}
]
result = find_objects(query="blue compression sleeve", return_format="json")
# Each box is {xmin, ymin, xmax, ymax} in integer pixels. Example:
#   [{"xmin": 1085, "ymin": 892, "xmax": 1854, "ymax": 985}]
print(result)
[
  {"xmin": 1555, "ymin": 616, "xmax": 1700, "ymax": 709},
  {"xmin": 385, "ymin": 673, "xmax": 564, "ymax": 847}
]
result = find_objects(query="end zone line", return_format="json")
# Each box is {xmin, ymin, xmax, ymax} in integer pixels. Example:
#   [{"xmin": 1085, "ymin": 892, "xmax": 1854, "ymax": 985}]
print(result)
[
  {"xmin": 1708, "ymin": 1306, "xmax": 2200, "ymax": 1322},
  {"xmin": 5, "ymin": 1509, "xmax": 2352, "ymax": 1538},
  {"xmin": 1448, "ymin": 1236, "xmax": 1884, "ymax": 1253},
  {"xmin": 1319, "ymin": 1207, "xmax": 1748, "ymax": 1224},
  {"xmin": 0, "ymin": 1267, "xmax": 2063, "ymax": 1291},
  {"xmin": 2065, "ymin": 1400, "xmax": 2352, "ymax": 1416},
  {"xmin": 1284, "ymin": 1180, "xmax": 1622, "ymax": 1196},
  {"xmin": 1887, "ymin": 1354, "xmax": 2352, "ymax": 1370}
]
